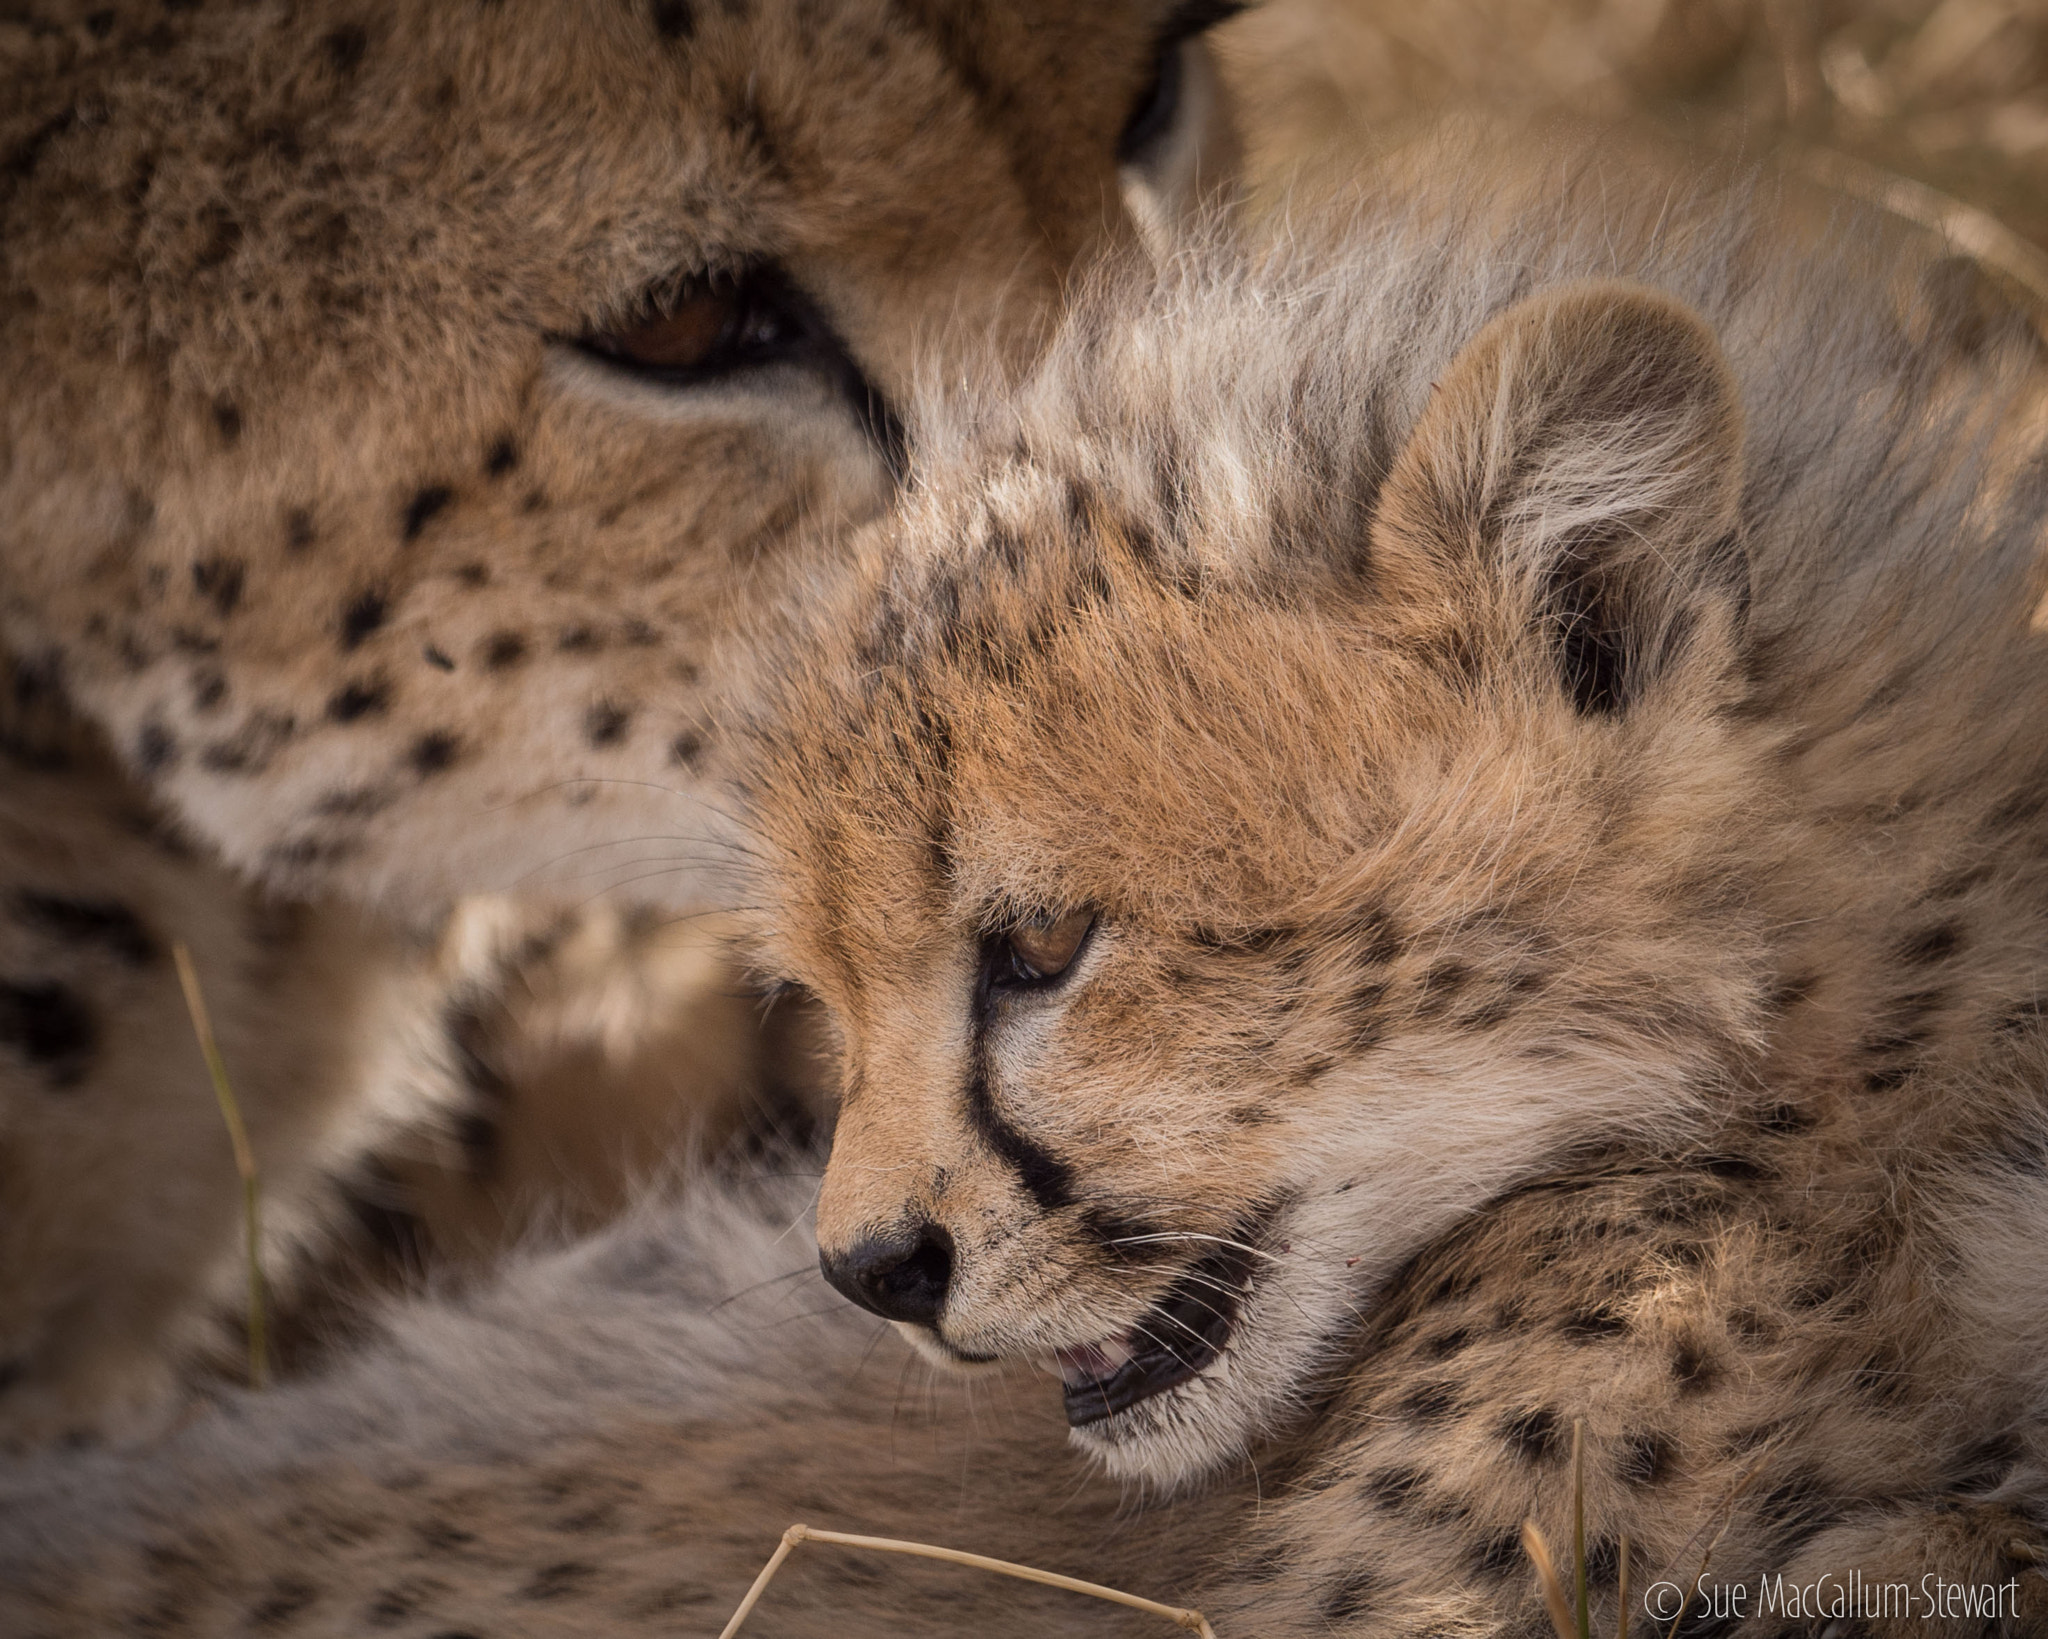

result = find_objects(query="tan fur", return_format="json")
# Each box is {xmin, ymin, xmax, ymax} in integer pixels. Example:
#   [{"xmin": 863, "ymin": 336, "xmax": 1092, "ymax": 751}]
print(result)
[
  {"xmin": 5, "ymin": 136, "xmax": 2048, "ymax": 1636},
  {"xmin": 0, "ymin": 0, "xmax": 1240, "ymax": 1443}
]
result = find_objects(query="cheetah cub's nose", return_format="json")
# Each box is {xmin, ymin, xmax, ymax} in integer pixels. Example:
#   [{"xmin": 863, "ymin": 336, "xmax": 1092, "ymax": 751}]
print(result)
[{"xmin": 819, "ymin": 1221, "xmax": 955, "ymax": 1325}]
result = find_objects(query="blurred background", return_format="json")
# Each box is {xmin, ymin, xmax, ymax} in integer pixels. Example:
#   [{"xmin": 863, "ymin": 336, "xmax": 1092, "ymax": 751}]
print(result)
[{"xmin": 1227, "ymin": 0, "xmax": 2048, "ymax": 271}]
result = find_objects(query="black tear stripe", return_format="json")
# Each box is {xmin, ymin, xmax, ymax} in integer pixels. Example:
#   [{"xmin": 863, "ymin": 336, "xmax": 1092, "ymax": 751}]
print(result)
[{"xmin": 965, "ymin": 1033, "xmax": 1073, "ymax": 1211}]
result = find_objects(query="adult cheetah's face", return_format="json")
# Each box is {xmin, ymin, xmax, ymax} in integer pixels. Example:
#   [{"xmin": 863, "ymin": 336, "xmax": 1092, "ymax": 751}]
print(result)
[
  {"xmin": 2, "ymin": 0, "xmax": 1239, "ymax": 905},
  {"xmin": 750, "ymin": 280, "xmax": 1784, "ymax": 1487}
]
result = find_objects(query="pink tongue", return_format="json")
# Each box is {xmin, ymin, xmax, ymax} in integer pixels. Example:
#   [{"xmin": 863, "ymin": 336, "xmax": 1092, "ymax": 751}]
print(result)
[{"xmin": 1053, "ymin": 1335, "xmax": 1134, "ymax": 1388}]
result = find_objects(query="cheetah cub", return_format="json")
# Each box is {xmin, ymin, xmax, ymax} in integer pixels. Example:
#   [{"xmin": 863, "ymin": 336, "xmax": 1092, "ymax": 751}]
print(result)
[{"xmin": 8, "ymin": 147, "xmax": 2048, "ymax": 1637}]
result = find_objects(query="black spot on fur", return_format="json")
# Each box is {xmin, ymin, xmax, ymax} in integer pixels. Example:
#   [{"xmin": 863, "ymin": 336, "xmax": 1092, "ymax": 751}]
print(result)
[
  {"xmin": 195, "ymin": 204, "xmax": 243, "ymax": 270},
  {"xmin": 362, "ymin": 1584, "xmax": 427, "ymax": 1625},
  {"xmin": 414, "ymin": 1517, "xmax": 475, "ymax": 1553},
  {"xmin": 557, "ymin": 626, "xmax": 600, "ymax": 654},
  {"xmin": 584, "ymin": 700, "xmax": 633, "ymax": 748},
  {"xmin": 408, "ymin": 732, "xmax": 461, "ymax": 776},
  {"xmin": 1894, "ymin": 922, "xmax": 1962, "ymax": 966},
  {"xmin": 248, "ymin": 1579, "xmax": 318, "ymax": 1628},
  {"xmin": 1190, "ymin": 922, "xmax": 1296, "ymax": 956},
  {"xmin": 1861, "ymin": 1063, "xmax": 1913, "ymax": 1095},
  {"xmin": 1469, "ymin": 1530, "xmax": 1524, "ymax": 1579},
  {"xmin": 1561, "ymin": 1308, "xmax": 1629, "ymax": 1343},
  {"xmin": 1851, "ymin": 1347, "xmax": 1910, "ymax": 1407},
  {"xmin": 652, "ymin": 0, "xmax": 695, "ymax": 37},
  {"xmin": 1695, "ymin": 1152, "xmax": 1765, "ymax": 1183},
  {"xmin": 1756, "ymin": 1102, "xmax": 1814, "ymax": 1136},
  {"xmin": 522, "ymin": 1561, "xmax": 595, "ymax": 1600},
  {"xmin": 402, "ymin": 485, "xmax": 454, "ymax": 542},
  {"xmin": 1948, "ymin": 1431, "xmax": 2023, "ymax": 1492},
  {"xmin": 191, "ymin": 557, "xmax": 245, "ymax": 617},
  {"xmin": 1787, "ymin": 1277, "xmax": 1837, "ymax": 1311},
  {"xmin": 1582, "ymin": 1537, "xmax": 1623, "ymax": 1587},
  {"xmin": 1396, "ymin": 1379, "xmax": 1462, "ymax": 1423},
  {"xmin": 1233, "ymin": 1544, "xmax": 1292, "ymax": 1584},
  {"xmin": 1319, "ymin": 1567, "xmax": 1380, "ymax": 1622},
  {"xmin": 211, "ymin": 398, "xmax": 243, "ymax": 443},
  {"xmin": 1617, "ymin": 1429, "xmax": 1675, "ymax": 1486},
  {"xmin": 453, "ymin": 563, "xmax": 489, "ymax": 589},
  {"xmin": 135, "ymin": 722, "xmax": 177, "ymax": 773},
  {"xmin": 285, "ymin": 508, "xmax": 317, "ymax": 553},
  {"xmin": 1764, "ymin": 971, "xmax": 1818, "ymax": 1014},
  {"xmin": 1424, "ymin": 1326, "xmax": 1473, "ymax": 1360},
  {"xmin": 1672, "ymin": 1338, "xmax": 1718, "ymax": 1394},
  {"xmin": 670, "ymin": 731, "xmax": 705, "ymax": 767},
  {"xmin": 482, "ymin": 632, "xmax": 527, "ymax": 670},
  {"xmin": 484, "ymin": 437, "xmax": 519, "ymax": 476},
  {"xmin": 1346, "ymin": 902, "xmax": 1403, "ymax": 965},
  {"xmin": 1500, "ymin": 1406, "xmax": 1563, "ymax": 1462},
  {"xmin": 323, "ymin": 23, "xmax": 368, "ymax": 73},
  {"xmin": 1416, "ymin": 958, "xmax": 1472, "ymax": 1016},
  {"xmin": 14, "ymin": 892, "xmax": 158, "ymax": 966},
  {"xmin": 1360, "ymin": 1465, "xmax": 1426, "ymax": 1512},
  {"xmin": 5, "ymin": 106, "xmax": 78, "ymax": 185},
  {"xmin": 1756, "ymin": 1470, "xmax": 1839, "ymax": 1549},
  {"xmin": 199, "ymin": 711, "xmax": 295, "ymax": 775},
  {"xmin": 0, "ymin": 980, "xmax": 97, "ymax": 1087},
  {"xmin": 327, "ymin": 679, "xmax": 390, "ymax": 722},
  {"xmin": 339, "ymin": 590, "xmax": 388, "ymax": 649},
  {"xmin": 313, "ymin": 785, "xmax": 391, "ymax": 819},
  {"xmin": 423, "ymin": 646, "xmax": 456, "ymax": 672},
  {"xmin": 191, "ymin": 669, "xmax": 227, "ymax": 711},
  {"xmin": 1985, "ymin": 1128, "xmax": 2048, "ymax": 1178}
]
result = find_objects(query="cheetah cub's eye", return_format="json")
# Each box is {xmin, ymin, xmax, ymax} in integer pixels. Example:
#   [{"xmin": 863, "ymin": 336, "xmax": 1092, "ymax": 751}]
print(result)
[
  {"xmin": 577, "ymin": 267, "xmax": 805, "ymax": 381},
  {"xmin": 995, "ymin": 910, "xmax": 1096, "ymax": 989}
]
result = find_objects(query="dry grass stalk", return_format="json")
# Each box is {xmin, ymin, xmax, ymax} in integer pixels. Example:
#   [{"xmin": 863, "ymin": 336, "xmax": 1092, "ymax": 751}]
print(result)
[
  {"xmin": 714, "ymin": 1524, "xmax": 1220, "ymax": 1639},
  {"xmin": 171, "ymin": 941, "xmax": 268, "ymax": 1391},
  {"xmin": 1521, "ymin": 1521, "xmax": 1581, "ymax": 1639},
  {"xmin": 1572, "ymin": 1417, "xmax": 1588, "ymax": 1639},
  {"xmin": 1524, "ymin": 1418, "xmax": 1633, "ymax": 1639},
  {"xmin": 1616, "ymin": 1532, "xmax": 1630, "ymax": 1639}
]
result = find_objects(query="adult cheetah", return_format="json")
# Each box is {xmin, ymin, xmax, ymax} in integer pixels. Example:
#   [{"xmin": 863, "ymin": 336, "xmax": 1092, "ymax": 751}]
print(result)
[
  {"xmin": 0, "ymin": 0, "xmax": 1243, "ymax": 1443},
  {"xmin": 7, "ymin": 135, "xmax": 2048, "ymax": 1636}
]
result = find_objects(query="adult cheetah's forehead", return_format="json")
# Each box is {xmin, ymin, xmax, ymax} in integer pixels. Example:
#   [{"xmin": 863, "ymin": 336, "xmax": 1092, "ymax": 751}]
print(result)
[
  {"xmin": 1, "ymin": 0, "xmax": 1169, "ymax": 349},
  {"xmin": 1, "ymin": 0, "xmax": 1226, "ymax": 907}
]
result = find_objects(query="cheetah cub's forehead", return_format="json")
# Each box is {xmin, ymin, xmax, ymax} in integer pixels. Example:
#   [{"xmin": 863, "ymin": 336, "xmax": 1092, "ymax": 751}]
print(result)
[{"xmin": 742, "ymin": 261, "xmax": 1779, "ymax": 1488}]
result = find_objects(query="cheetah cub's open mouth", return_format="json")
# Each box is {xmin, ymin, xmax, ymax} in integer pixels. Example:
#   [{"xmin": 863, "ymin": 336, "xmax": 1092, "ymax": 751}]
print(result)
[{"xmin": 1041, "ymin": 1239, "xmax": 1259, "ymax": 1425}]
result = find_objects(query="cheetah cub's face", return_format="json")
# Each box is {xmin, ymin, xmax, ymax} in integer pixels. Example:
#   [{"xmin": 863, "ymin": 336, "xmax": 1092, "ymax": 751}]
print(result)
[{"xmin": 749, "ymin": 280, "xmax": 1778, "ymax": 1488}]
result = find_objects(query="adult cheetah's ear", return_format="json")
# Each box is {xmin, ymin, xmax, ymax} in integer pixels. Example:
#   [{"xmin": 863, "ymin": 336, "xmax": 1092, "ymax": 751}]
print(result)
[{"xmin": 1370, "ymin": 280, "xmax": 1748, "ymax": 715}]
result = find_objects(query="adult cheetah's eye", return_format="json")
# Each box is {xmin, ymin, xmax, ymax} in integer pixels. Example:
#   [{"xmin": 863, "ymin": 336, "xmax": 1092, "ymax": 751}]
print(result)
[
  {"xmin": 567, "ymin": 262, "xmax": 907, "ymax": 476},
  {"xmin": 575, "ymin": 267, "xmax": 808, "ymax": 382},
  {"xmin": 992, "ymin": 909, "xmax": 1095, "ymax": 991}
]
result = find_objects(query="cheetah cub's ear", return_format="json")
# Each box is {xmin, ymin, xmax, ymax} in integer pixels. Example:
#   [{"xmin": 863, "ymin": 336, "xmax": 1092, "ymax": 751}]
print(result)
[{"xmin": 1371, "ymin": 281, "xmax": 1748, "ymax": 715}]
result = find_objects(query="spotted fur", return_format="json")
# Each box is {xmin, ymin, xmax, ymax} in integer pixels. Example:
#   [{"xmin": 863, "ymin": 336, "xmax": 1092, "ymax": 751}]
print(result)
[
  {"xmin": 6, "ymin": 134, "xmax": 2048, "ymax": 1636},
  {"xmin": 0, "ymin": 0, "xmax": 1239, "ymax": 1443}
]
